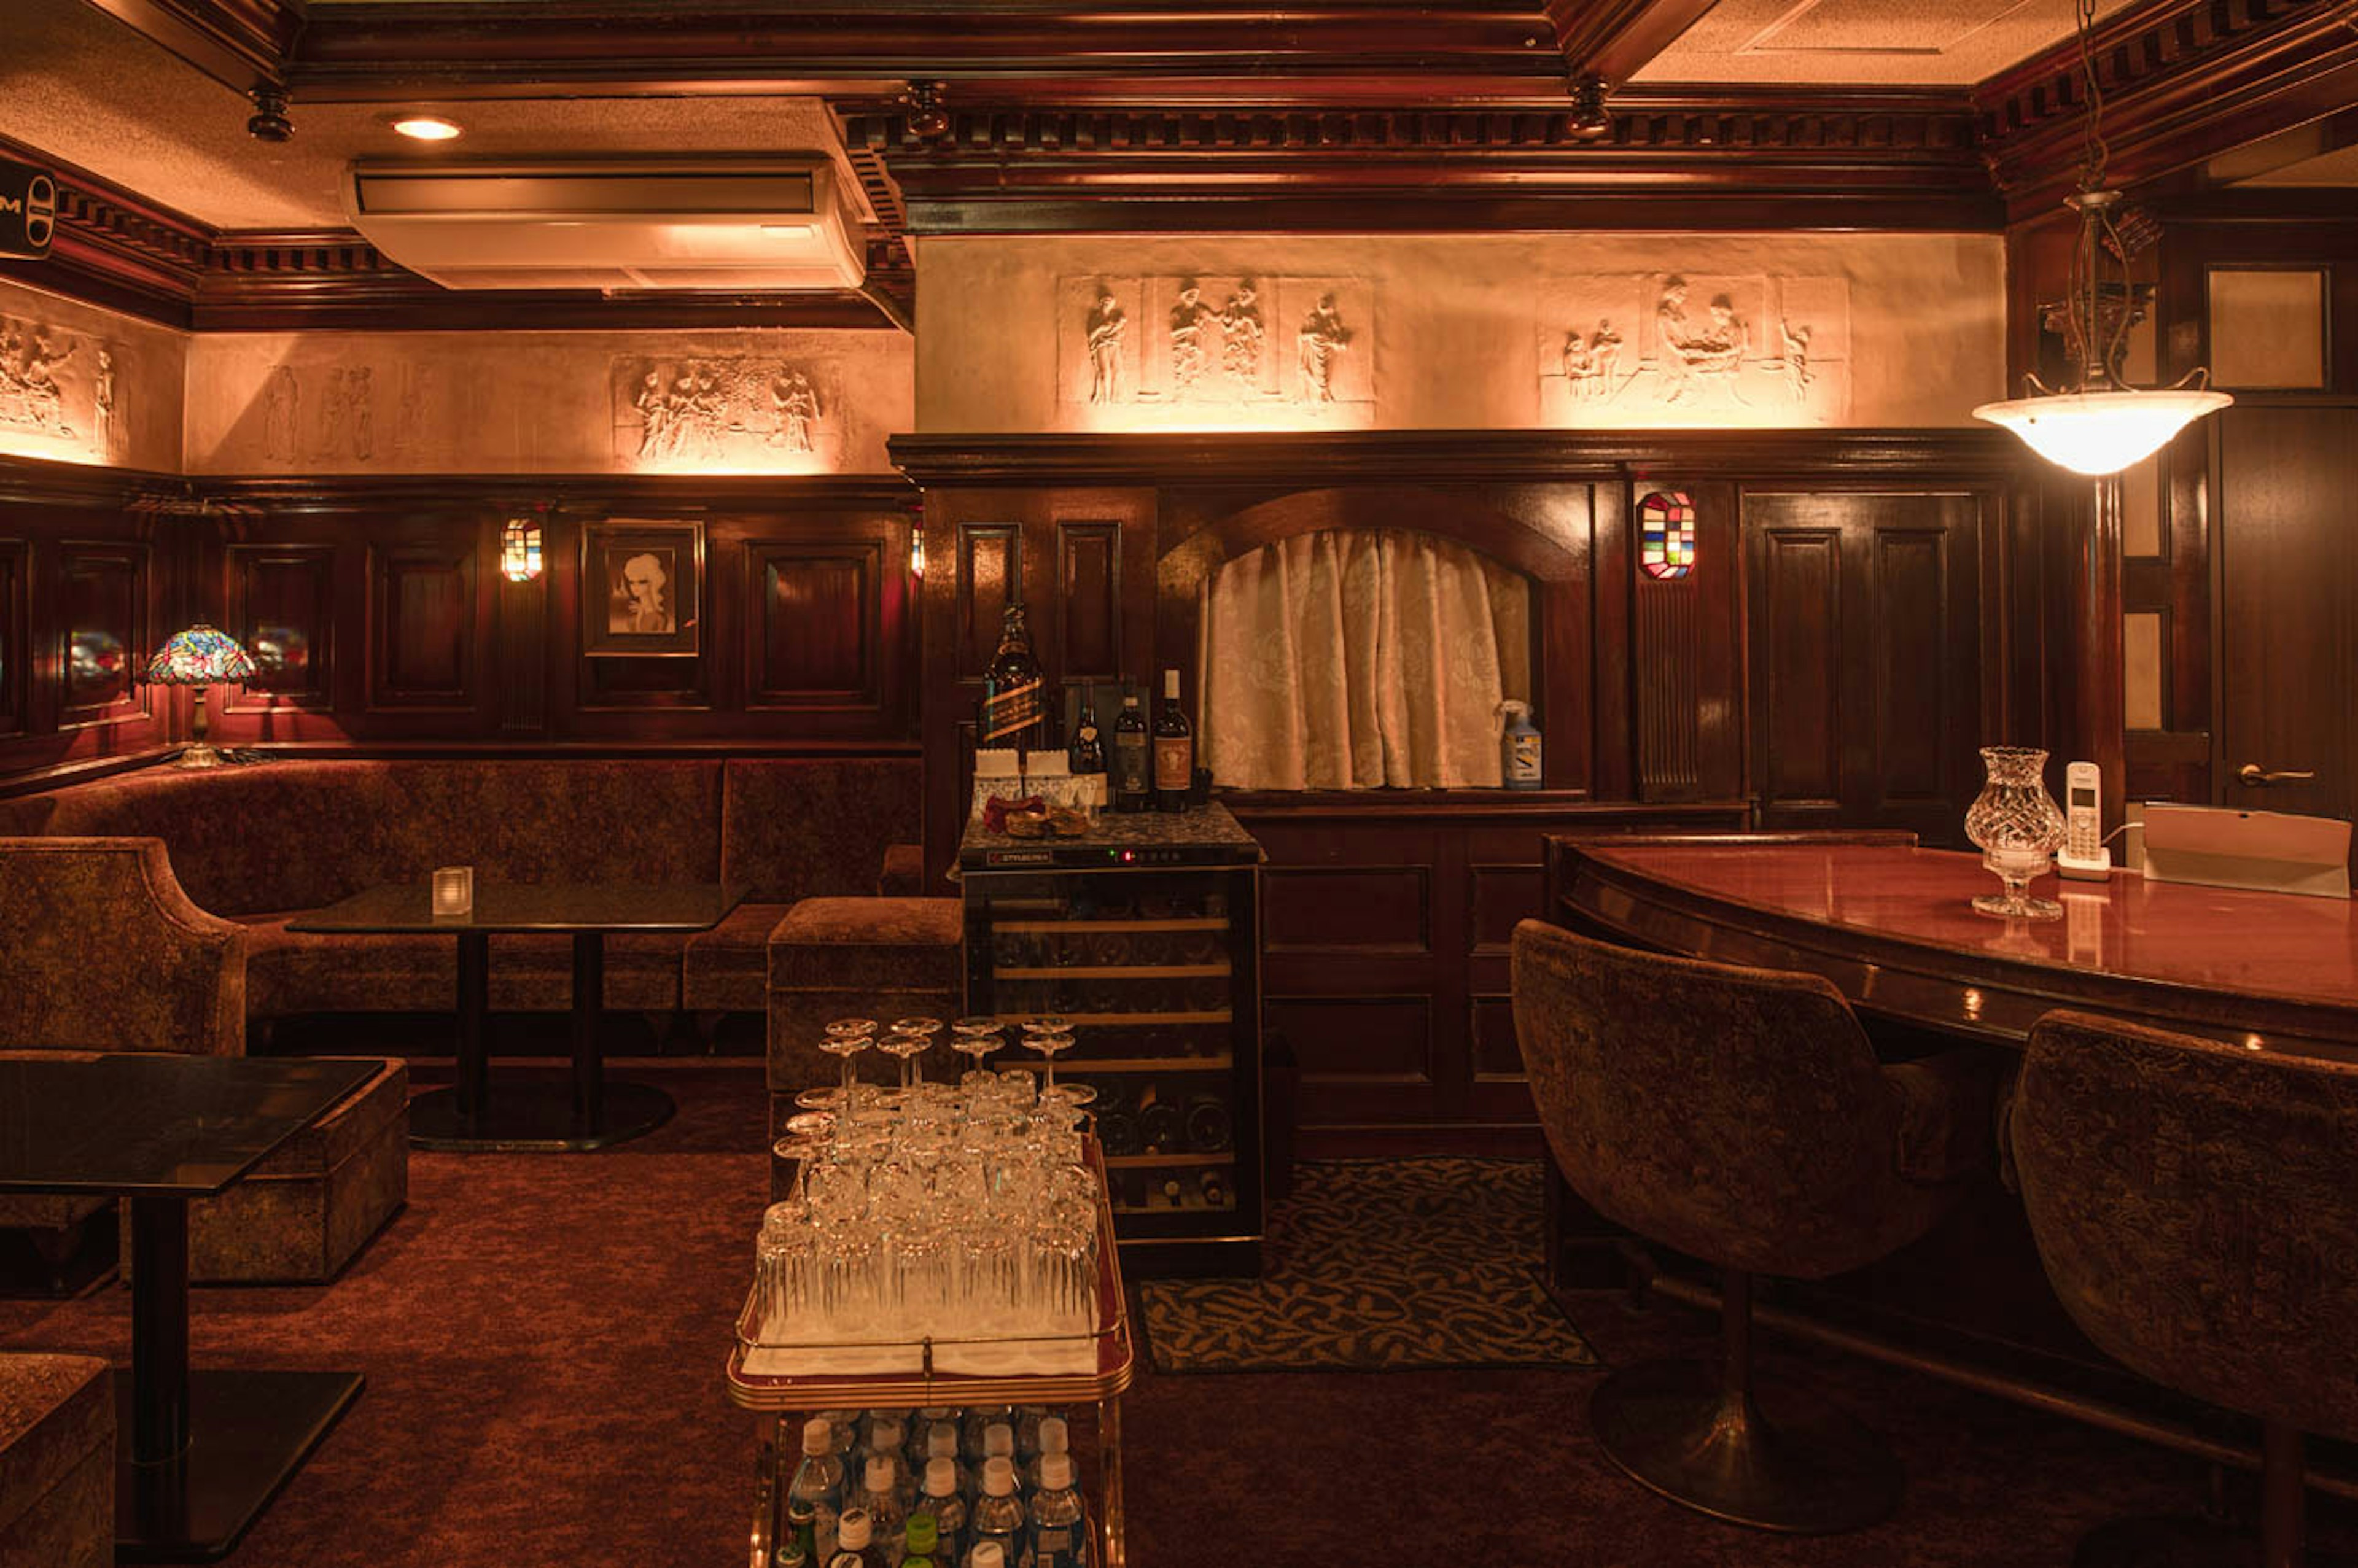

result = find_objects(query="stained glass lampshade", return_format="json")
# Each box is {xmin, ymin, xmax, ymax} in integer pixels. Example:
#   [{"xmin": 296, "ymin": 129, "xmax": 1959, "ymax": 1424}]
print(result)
[{"xmin": 143, "ymin": 623, "xmax": 257, "ymax": 770}]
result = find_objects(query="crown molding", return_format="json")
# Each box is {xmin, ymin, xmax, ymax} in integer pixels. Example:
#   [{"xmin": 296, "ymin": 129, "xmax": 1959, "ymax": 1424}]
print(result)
[
  {"xmin": 1975, "ymin": 0, "xmax": 2358, "ymax": 219},
  {"xmin": 841, "ymin": 93, "xmax": 1998, "ymax": 233},
  {"xmin": 79, "ymin": 0, "xmax": 303, "ymax": 95},
  {"xmin": 1544, "ymin": 0, "xmax": 1723, "ymax": 88}
]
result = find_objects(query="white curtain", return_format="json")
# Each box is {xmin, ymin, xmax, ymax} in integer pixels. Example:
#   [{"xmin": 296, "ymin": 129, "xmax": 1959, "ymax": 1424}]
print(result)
[{"xmin": 1194, "ymin": 529, "xmax": 1533, "ymax": 790}]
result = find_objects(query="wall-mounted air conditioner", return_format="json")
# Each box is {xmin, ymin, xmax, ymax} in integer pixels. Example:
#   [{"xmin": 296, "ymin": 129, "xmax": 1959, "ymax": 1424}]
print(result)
[{"xmin": 344, "ymin": 158, "xmax": 866, "ymax": 292}]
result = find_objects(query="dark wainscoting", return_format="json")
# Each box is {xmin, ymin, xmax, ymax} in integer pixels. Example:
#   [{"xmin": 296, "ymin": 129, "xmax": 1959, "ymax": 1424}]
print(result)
[
  {"xmin": 897, "ymin": 430, "xmax": 2063, "ymax": 1150},
  {"xmin": 0, "ymin": 462, "xmax": 924, "ymax": 790},
  {"xmin": 0, "ymin": 460, "xmax": 176, "ymax": 785}
]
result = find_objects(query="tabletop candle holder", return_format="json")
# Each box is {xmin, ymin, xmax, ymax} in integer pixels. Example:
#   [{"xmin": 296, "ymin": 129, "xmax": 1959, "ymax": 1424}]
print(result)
[
  {"xmin": 430, "ymin": 866, "xmax": 474, "ymax": 921},
  {"xmin": 1963, "ymin": 746, "xmax": 2068, "ymax": 920}
]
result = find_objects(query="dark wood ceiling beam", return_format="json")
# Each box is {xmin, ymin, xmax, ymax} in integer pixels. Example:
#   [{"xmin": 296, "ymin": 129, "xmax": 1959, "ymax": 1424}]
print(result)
[
  {"xmin": 286, "ymin": 2, "xmax": 1568, "ymax": 101},
  {"xmin": 1544, "ymin": 0, "xmax": 1719, "ymax": 87},
  {"xmin": 1975, "ymin": 0, "xmax": 2358, "ymax": 220},
  {"xmin": 76, "ymin": 0, "xmax": 302, "ymax": 94},
  {"xmin": 846, "ymin": 96, "xmax": 1996, "ymax": 232}
]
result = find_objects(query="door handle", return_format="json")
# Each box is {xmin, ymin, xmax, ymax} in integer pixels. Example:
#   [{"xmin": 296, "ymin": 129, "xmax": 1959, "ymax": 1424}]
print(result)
[{"xmin": 2238, "ymin": 763, "xmax": 2319, "ymax": 787}]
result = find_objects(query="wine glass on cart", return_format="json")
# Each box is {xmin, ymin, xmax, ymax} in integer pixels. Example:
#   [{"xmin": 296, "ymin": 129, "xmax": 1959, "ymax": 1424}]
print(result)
[{"xmin": 1022, "ymin": 1017, "xmax": 1095, "ymax": 1111}]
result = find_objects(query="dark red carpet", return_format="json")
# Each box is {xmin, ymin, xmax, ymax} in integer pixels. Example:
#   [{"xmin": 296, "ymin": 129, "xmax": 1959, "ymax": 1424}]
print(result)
[{"xmin": 0, "ymin": 1063, "xmax": 2331, "ymax": 1566}]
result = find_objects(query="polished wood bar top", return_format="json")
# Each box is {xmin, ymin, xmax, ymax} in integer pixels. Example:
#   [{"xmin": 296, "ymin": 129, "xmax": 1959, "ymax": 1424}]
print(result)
[{"xmin": 1549, "ymin": 837, "xmax": 2358, "ymax": 1058}]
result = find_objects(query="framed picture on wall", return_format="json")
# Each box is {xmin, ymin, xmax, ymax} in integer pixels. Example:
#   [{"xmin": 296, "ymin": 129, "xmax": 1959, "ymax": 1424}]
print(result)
[{"xmin": 582, "ymin": 518, "xmax": 702, "ymax": 658}]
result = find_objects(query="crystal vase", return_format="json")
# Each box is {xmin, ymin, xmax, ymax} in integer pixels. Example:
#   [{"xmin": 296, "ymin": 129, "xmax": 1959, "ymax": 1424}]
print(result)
[{"xmin": 1963, "ymin": 746, "xmax": 2068, "ymax": 920}]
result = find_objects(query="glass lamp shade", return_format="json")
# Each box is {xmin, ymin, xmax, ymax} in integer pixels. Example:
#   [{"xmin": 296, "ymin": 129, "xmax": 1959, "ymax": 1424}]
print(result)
[
  {"xmin": 143, "ymin": 623, "xmax": 257, "ymax": 686},
  {"xmin": 1972, "ymin": 389, "xmax": 2233, "ymax": 478}
]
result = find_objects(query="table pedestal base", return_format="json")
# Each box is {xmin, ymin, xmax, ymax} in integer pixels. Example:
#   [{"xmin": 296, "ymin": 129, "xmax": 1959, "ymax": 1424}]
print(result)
[
  {"xmin": 408, "ymin": 1079, "xmax": 675, "ymax": 1152},
  {"xmin": 115, "ymin": 1368, "xmax": 363, "ymax": 1563}
]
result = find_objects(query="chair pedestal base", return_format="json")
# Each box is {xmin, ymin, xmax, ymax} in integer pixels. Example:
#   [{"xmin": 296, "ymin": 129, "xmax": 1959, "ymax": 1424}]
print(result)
[{"xmin": 1589, "ymin": 1359, "xmax": 1903, "ymax": 1535}]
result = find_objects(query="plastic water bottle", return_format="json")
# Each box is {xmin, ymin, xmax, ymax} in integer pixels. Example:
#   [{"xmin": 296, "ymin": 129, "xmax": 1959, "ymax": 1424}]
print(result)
[
  {"xmin": 908, "ymin": 1408, "xmax": 961, "ymax": 1470},
  {"xmin": 828, "ymin": 1507, "xmax": 881, "ymax": 1568},
  {"xmin": 1026, "ymin": 1452, "xmax": 1088, "ymax": 1568},
  {"xmin": 962, "ymin": 1406, "xmax": 1015, "ymax": 1464},
  {"xmin": 968, "ymin": 1457, "xmax": 1025, "ymax": 1568},
  {"xmin": 912, "ymin": 1456, "xmax": 967, "ymax": 1568},
  {"xmin": 922, "ymin": 1427, "xmax": 968, "ymax": 1501},
  {"xmin": 787, "ymin": 1416, "xmax": 846, "ymax": 1565},
  {"xmin": 846, "ymin": 1458, "xmax": 907, "ymax": 1567},
  {"xmin": 1013, "ymin": 1407, "xmax": 1049, "ymax": 1463},
  {"xmin": 855, "ymin": 1419, "xmax": 914, "ymax": 1509},
  {"xmin": 901, "ymin": 1513, "xmax": 942, "ymax": 1568},
  {"xmin": 1024, "ymin": 1417, "xmax": 1071, "ymax": 1492},
  {"xmin": 967, "ymin": 1542, "xmax": 1006, "ymax": 1568}
]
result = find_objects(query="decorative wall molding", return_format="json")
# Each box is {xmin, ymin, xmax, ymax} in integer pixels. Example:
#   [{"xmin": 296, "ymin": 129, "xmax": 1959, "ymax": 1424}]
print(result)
[
  {"xmin": 1974, "ymin": 0, "xmax": 2358, "ymax": 219},
  {"xmin": 842, "ymin": 97, "xmax": 1996, "ymax": 232}
]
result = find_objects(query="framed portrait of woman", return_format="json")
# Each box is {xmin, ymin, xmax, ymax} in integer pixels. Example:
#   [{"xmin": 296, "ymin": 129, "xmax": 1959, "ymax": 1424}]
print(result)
[{"xmin": 582, "ymin": 518, "xmax": 702, "ymax": 657}]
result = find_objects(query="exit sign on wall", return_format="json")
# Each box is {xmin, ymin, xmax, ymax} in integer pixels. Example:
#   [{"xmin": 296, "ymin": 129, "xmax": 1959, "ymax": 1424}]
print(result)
[{"xmin": 0, "ymin": 159, "xmax": 56, "ymax": 260}]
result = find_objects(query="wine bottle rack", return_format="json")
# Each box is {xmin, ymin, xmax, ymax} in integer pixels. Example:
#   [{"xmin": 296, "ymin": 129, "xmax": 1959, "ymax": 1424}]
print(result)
[{"xmin": 959, "ymin": 824, "xmax": 1263, "ymax": 1279}]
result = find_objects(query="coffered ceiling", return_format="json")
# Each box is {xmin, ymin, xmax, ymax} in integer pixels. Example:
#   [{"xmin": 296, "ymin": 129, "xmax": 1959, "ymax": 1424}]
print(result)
[{"xmin": 1636, "ymin": 0, "xmax": 2138, "ymax": 85}]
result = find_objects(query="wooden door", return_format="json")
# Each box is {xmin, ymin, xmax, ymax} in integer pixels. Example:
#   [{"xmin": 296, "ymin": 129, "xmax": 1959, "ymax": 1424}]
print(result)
[
  {"xmin": 2214, "ymin": 406, "xmax": 2358, "ymax": 825},
  {"xmin": 1746, "ymin": 491, "xmax": 1987, "ymax": 845}
]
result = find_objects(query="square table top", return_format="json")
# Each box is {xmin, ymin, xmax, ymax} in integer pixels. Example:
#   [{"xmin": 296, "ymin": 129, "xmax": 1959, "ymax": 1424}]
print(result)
[
  {"xmin": 0, "ymin": 1054, "xmax": 378, "ymax": 1198},
  {"xmin": 289, "ymin": 880, "xmax": 741, "ymax": 935}
]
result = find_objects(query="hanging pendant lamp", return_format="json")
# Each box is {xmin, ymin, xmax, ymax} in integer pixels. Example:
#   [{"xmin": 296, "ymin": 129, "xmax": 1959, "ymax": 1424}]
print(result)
[{"xmin": 1973, "ymin": 1, "xmax": 2230, "ymax": 476}]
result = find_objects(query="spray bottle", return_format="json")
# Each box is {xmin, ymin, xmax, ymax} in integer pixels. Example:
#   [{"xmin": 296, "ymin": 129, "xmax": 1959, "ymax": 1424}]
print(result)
[{"xmin": 1498, "ymin": 700, "xmax": 1542, "ymax": 791}]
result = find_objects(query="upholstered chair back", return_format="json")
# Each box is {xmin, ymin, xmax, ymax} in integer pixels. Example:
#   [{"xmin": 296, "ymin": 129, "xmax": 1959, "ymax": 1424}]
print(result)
[
  {"xmin": 2014, "ymin": 1010, "xmax": 2358, "ymax": 1442},
  {"xmin": 0, "ymin": 837, "xmax": 246, "ymax": 1055},
  {"xmin": 1511, "ymin": 918, "xmax": 1978, "ymax": 1279}
]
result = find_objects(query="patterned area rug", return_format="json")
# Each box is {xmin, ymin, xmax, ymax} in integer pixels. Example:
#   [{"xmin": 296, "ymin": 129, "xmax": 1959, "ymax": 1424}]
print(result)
[{"xmin": 1138, "ymin": 1158, "xmax": 1597, "ymax": 1372}]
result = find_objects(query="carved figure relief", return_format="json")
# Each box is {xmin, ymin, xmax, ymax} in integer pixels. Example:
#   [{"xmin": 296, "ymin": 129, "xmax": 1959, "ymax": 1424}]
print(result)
[
  {"xmin": 1060, "ymin": 274, "xmax": 1374, "ymax": 424},
  {"xmin": 91, "ymin": 349, "xmax": 116, "ymax": 455},
  {"xmin": 0, "ymin": 313, "xmax": 142, "ymax": 462},
  {"xmin": 1537, "ymin": 273, "xmax": 1850, "ymax": 426},
  {"xmin": 1083, "ymin": 289, "xmax": 1127, "ymax": 403},
  {"xmin": 610, "ymin": 355, "xmax": 839, "ymax": 468},
  {"xmin": 0, "ymin": 320, "xmax": 78, "ymax": 439},
  {"xmin": 391, "ymin": 365, "xmax": 432, "ymax": 459},
  {"xmin": 263, "ymin": 365, "xmax": 300, "ymax": 463}
]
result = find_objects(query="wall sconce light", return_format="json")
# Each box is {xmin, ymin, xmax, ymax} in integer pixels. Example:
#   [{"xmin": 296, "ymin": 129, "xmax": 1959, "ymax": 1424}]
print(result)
[
  {"xmin": 501, "ymin": 514, "xmax": 544, "ymax": 581},
  {"xmin": 909, "ymin": 526, "xmax": 927, "ymax": 580}
]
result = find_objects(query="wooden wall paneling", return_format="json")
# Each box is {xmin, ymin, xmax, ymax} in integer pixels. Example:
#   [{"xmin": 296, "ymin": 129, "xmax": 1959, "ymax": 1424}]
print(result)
[
  {"xmin": 956, "ymin": 519, "xmax": 1025, "ymax": 683},
  {"xmin": 55, "ymin": 540, "xmax": 154, "ymax": 732},
  {"xmin": 746, "ymin": 536, "xmax": 885, "ymax": 716},
  {"xmin": 224, "ymin": 543, "xmax": 334, "ymax": 712},
  {"xmin": 1053, "ymin": 519, "xmax": 1122, "ymax": 683},
  {"xmin": 499, "ymin": 561, "xmax": 548, "ymax": 735},
  {"xmin": 365, "ymin": 531, "xmax": 482, "ymax": 713},
  {"xmin": 0, "ymin": 541, "xmax": 22, "ymax": 739},
  {"xmin": 1749, "ymin": 517, "xmax": 1844, "ymax": 823}
]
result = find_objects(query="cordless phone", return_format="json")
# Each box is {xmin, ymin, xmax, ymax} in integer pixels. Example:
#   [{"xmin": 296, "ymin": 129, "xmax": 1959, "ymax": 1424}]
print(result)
[{"xmin": 2057, "ymin": 759, "xmax": 2112, "ymax": 880}]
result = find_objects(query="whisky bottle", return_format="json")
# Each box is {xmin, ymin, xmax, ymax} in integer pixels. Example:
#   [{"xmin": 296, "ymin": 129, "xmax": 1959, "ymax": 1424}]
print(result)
[
  {"xmin": 1153, "ymin": 668, "xmax": 1193, "ymax": 813},
  {"xmin": 979, "ymin": 604, "xmax": 1048, "ymax": 765},
  {"xmin": 1111, "ymin": 693, "xmax": 1151, "ymax": 813}
]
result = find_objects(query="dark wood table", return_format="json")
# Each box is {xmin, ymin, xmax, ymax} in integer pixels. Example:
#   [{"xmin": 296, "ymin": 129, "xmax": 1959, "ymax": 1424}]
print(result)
[
  {"xmin": 1547, "ymin": 833, "xmax": 2358, "ymax": 1058},
  {"xmin": 291, "ymin": 882, "xmax": 739, "ymax": 1152},
  {"xmin": 0, "ymin": 1052, "xmax": 376, "ymax": 1562}
]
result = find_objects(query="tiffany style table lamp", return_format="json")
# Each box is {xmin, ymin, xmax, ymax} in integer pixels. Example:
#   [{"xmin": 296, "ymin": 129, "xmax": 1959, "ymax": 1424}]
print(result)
[{"xmin": 144, "ymin": 623, "xmax": 257, "ymax": 770}]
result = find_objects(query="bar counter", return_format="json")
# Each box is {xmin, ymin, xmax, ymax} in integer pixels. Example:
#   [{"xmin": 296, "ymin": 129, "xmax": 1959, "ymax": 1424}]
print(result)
[{"xmin": 1546, "ymin": 833, "xmax": 2358, "ymax": 1059}]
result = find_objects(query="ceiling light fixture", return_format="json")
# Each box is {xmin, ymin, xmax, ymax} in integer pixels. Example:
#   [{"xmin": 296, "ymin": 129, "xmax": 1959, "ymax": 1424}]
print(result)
[
  {"xmin": 392, "ymin": 115, "xmax": 465, "ymax": 142},
  {"xmin": 1972, "ymin": 0, "xmax": 2228, "ymax": 476}
]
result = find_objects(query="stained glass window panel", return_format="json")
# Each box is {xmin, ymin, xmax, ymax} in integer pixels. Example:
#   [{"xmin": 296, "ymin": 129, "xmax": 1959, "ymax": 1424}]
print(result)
[{"xmin": 1639, "ymin": 491, "xmax": 1695, "ymax": 581}]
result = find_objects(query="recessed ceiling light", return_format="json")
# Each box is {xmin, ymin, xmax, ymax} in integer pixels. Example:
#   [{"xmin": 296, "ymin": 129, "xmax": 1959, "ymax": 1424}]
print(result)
[{"xmin": 391, "ymin": 115, "xmax": 464, "ymax": 142}]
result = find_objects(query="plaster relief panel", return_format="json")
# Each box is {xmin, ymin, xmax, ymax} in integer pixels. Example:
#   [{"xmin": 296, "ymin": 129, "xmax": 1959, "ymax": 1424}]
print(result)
[
  {"xmin": 611, "ymin": 355, "xmax": 842, "ymax": 472},
  {"xmin": 0, "ymin": 279, "xmax": 183, "ymax": 472},
  {"xmin": 1057, "ymin": 274, "xmax": 1374, "ymax": 428},
  {"xmin": 187, "ymin": 328, "xmax": 910, "ymax": 476},
  {"xmin": 1538, "ymin": 273, "xmax": 1850, "ymax": 427}
]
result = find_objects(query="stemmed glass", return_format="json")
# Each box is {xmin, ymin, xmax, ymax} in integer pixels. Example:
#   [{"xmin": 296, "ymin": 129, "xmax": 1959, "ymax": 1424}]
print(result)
[
  {"xmin": 951, "ymin": 1017, "xmax": 1006, "ymax": 1090},
  {"xmin": 887, "ymin": 1016, "xmax": 946, "ymax": 1094},
  {"xmin": 1022, "ymin": 1019, "xmax": 1094, "ymax": 1111},
  {"xmin": 815, "ymin": 1017, "xmax": 878, "ymax": 1118}
]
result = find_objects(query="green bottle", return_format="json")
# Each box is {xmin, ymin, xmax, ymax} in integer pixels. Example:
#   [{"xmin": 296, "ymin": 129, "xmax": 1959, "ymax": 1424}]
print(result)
[{"xmin": 901, "ymin": 1512, "xmax": 940, "ymax": 1568}]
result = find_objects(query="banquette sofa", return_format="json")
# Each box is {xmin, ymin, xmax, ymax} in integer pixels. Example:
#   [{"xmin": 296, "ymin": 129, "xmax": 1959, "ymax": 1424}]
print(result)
[{"xmin": 0, "ymin": 755, "xmax": 928, "ymax": 1023}]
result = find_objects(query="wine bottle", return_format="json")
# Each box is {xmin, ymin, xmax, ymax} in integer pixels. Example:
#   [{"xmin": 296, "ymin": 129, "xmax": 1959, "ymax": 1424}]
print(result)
[
  {"xmin": 1183, "ymin": 1094, "xmax": 1234, "ymax": 1153},
  {"xmin": 979, "ymin": 603, "xmax": 1048, "ymax": 767},
  {"xmin": 1111, "ymin": 693, "xmax": 1150, "ymax": 814},
  {"xmin": 1135, "ymin": 1084, "xmax": 1184, "ymax": 1154},
  {"xmin": 1153, "ymin": 669, "xmax": 1194, "ymax": 813},
  {"xmin": 1068, "ymin": 684, "xmax": 1106, "ymax": 801},
  {"xmin": 1199, "ymin": 1170, "xmax": 1228, "ymax": 1208},
  {"xmin": 1094, "ymin": 1090, "xmax": 1142, "ymax": 1157},
  {"xmin": 1159, "ymin": 1176, "xmax": 1185, "ymax": 1209}
]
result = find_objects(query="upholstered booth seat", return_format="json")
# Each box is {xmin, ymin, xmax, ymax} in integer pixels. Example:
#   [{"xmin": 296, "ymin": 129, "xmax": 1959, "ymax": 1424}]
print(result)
[
  {"xmin": 766, "ymin": 896, "xmax": 963, "ymax": 1170},
  {"xmin": 0, "ymin": 841, "xmax": 408, "ymax": 1287},
  {"xmin": 7, "ymin": 755, "xmax": 927, "ymax": 1023},
  {"xmin": 0, "ymin": 1354, "xmax": 112, "ymax": 1568}
]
